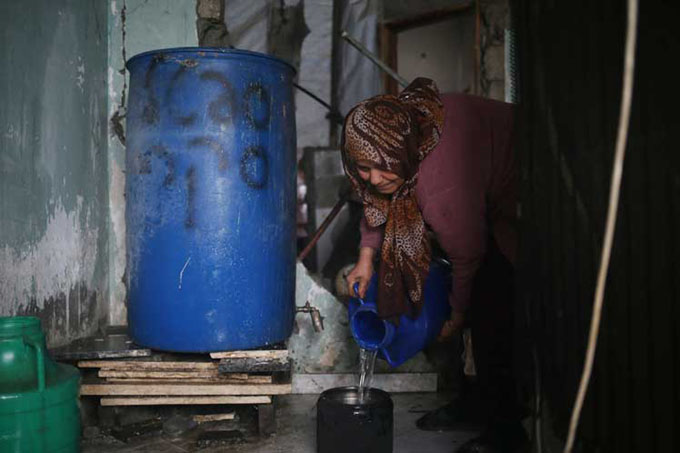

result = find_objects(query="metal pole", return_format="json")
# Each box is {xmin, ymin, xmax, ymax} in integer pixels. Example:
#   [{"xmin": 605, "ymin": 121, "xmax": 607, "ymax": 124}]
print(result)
[
  {"xmin": 293, "ymin": 83, "xmax": 333, "ymax": 113},
  {"xmin": 293, "ymin": 83, "xmax": 344, "ymax": 125},
  {"xmin": 340, "ymin": 30, "xmax": 409, "ymax": 88},
  {"xmin": 298, "ymin": 195, "xmax": 348, "ymax": 262}
]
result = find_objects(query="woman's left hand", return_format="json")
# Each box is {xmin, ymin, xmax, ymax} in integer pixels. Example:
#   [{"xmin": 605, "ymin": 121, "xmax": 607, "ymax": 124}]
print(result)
[{"xmin": 437, "ymin": 311, "xmax": 465, "ymax": 342}]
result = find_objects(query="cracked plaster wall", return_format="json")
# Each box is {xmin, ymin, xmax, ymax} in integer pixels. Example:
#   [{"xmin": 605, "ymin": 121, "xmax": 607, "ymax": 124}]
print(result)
[{"xmin": 0, "ymin": 0, "xmax": 109, "ymax": 346}]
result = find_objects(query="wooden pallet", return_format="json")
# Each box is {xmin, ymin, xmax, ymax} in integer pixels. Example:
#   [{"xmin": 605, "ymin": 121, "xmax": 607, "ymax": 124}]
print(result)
[
  {"xmin": 80, "ymin": 382, "xmax": 291, "ymax": 396},
  {"xmin": 77, "ymin": 348, "xmax": 289, "ymax": 435},
  {"xmin": 99, "ymin": 396, "xmax": 272, "ymax": 406},
  {"xmin": 78, "ymin": 349, "xmax": 291, "ymax": 403}
]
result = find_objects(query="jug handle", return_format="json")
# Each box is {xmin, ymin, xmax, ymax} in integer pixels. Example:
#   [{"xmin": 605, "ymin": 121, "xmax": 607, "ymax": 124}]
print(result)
[
  {"xmin": 23, "ymin": 336, "xmax": 46, "ymax": 392},
  {"xmin": 353, "ymin": 283, "xmax": 364, "ymax": 305}
]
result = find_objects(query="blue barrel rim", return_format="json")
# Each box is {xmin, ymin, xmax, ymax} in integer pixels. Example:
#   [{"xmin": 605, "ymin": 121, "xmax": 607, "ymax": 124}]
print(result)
[{"xmin": 125, "ymin": 47, "xmax": 296, "ymax": 74}]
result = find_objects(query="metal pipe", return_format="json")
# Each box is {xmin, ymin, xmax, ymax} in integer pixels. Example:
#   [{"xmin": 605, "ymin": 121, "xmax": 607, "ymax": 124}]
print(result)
[
  {"xmin": 294, "ymin": 83, "xmax": 345, "ymax": 125},
  {"xmin": 294, "ymin": 83, "xmax": 333, "ymax": 112},
  {"xmin": 298, "ymin": 194, "xmax": 348, "ymax": 262},
  {"xmin": 340, "ymin": 30, "xmax": 409, "ymax": 88}
]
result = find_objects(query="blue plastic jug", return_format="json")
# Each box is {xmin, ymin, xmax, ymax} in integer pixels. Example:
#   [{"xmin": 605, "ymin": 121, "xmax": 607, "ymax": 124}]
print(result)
[{"xmin": 348, "ymin": 259, "xmax": 452, "ymax": 367}]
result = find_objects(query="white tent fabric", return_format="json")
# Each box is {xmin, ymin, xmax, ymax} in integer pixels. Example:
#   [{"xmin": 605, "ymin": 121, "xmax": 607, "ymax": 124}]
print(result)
[
  {"xmin": 295, "ymin": 0, "xmax": 333, "ymax": 149},
  {"xmin": 224, "ymin": 0, "xmax": 384, "ymax": 148},
  {"xmin": 224, "ymin": 0, "xmax": 269, "ymax": 54},
  {"xmin": 337, "ymin": 0, "xmax": 383, "ymax": 117}
]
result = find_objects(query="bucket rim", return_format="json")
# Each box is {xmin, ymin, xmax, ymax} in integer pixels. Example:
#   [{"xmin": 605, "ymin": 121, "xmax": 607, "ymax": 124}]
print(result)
[
  {"xmin": 318, "ymin": 386, "xmax": 393, "ymax": 407},
  {"xmin": 125, "ymin": 47, "xmax": 296, "ymax": 74}
]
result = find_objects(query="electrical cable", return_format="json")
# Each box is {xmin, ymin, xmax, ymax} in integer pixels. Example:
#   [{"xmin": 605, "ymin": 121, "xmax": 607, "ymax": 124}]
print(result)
[{"xmin": 563, "ymin": 0, "xmax": 638, "ymax": 451}]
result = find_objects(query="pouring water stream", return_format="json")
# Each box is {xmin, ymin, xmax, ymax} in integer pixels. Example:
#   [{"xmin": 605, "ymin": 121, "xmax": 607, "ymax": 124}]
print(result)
[{"xmin": 358, "ymin": 348, "xmax": 378, "ymax": 403}]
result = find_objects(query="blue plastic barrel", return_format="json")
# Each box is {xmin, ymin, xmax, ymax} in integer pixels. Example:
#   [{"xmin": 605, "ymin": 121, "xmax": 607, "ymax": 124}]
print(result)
[
  {"xmin": 348, "ymin": 260, "xmax": 452, "ymax": 367},
  {"xmin": 125, "ymin": 48, "xmax": 297, "ymax": 352}
]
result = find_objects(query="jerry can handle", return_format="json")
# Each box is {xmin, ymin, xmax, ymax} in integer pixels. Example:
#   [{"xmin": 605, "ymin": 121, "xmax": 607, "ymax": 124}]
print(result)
[
  {"xmin": 353, "ymin": 282, "xmax": 364, "ymax": 305},
  {"xmin": 23, "ymin": 336, "xmax": 46, "ymax": 392}
]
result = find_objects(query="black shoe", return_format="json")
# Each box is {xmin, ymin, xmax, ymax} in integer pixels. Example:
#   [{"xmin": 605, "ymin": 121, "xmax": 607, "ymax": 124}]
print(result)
[
  {"xmin": 456, "ymin": 422, "xmax": 529, "ymax": 453},
  {"xmin": 415, "ymin": 401, "xmax": 484, "ymax": 432}
]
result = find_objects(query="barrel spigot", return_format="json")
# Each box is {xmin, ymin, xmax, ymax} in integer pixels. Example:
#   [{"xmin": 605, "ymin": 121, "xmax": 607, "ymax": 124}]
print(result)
[{"xmin": 296, "ymin": 301, "xmax": 324, "ymax": 332}]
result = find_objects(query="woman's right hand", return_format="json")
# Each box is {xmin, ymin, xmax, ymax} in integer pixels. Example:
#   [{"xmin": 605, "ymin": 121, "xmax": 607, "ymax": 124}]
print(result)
[{"xmin": 346, "ymin": 247, "xmax": 375, "ymax": 298}]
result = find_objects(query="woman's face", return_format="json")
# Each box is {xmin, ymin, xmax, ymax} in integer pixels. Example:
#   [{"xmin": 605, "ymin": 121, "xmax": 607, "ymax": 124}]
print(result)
[{"xmin": 355, "ymin": 160, "xmax": 404, "ymax": 195}]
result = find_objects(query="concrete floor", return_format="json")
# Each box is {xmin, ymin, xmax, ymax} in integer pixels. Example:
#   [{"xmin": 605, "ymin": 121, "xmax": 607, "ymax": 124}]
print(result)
[{"xmin": 82, "ymin": 393, "xmax": 480, "ymax": 452}]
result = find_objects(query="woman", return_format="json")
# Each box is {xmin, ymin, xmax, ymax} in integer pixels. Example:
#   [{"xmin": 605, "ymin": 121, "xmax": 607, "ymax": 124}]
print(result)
[{"xmin": 342, "ymin": 78, "xmax": 526, "ymax": 452}]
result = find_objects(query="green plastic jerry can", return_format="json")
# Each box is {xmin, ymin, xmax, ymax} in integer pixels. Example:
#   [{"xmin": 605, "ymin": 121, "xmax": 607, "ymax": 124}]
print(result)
[{"xmin": 0, "ymin": 316, "xmax": 81, "ymax": 452}]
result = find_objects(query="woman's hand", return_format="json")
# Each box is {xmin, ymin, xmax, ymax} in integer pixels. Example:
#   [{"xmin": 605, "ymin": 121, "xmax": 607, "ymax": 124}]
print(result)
[
  {"xmin": 437, "ymin": 311, "xmax": 465, "ymax": 342},
  {"xmin": 346, "ymin": 247, "xmax": 375, "ymax": 298}
]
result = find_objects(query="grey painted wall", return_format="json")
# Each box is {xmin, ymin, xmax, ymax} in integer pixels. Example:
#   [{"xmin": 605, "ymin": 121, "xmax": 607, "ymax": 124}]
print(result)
[{"xmin": 0, "ymin": 0, "xmax": 109, "ymax": 346}]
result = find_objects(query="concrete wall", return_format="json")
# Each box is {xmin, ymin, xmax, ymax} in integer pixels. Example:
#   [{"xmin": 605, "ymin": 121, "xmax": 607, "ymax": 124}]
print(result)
[
  {"xmin": 0, "ymin": 0, "xmax": 109, "ymax": 346},
  {"xmin": 397, "ymin": 12, "xmax": 475, "ymax": 94},
  {"xmin": 479, "ymin": 0, "xmax": 509, "ymax": 100},
  {"xmin": 107, "ymin": 0, "xmax": 198, "ymax": 325}
]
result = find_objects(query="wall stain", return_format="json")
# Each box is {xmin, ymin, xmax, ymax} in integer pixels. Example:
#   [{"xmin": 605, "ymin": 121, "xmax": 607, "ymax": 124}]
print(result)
[
  {"xmin": 16, "ymin": 282, "xmax": 99, "ymax": 347},
  {"xmin": 110, "ymin": 0, "xmax": 128, "ymax": 144}
]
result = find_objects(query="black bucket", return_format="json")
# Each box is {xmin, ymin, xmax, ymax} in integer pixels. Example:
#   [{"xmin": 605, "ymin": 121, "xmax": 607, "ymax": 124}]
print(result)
[{"xmin": 316, "ymin": 386, "xmax": 393, "ymax": 453}]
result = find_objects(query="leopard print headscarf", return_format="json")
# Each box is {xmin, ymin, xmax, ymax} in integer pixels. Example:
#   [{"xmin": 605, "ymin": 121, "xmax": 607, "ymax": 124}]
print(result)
[{"xmin": 342, "ymin": 78, "xmax": 444, "ymax": 321}]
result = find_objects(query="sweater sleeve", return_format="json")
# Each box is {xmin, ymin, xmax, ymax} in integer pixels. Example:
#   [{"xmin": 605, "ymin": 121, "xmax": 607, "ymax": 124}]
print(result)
[
  {"xmin": 359, "ymin": 215, "xmax": 385, "ymax": 250},
  {"xmin": 422, "ymin": 188, "xmax": 486, "ymax": 313}
]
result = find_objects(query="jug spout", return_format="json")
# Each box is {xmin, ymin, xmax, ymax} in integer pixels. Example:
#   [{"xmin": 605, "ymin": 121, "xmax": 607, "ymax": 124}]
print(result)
[{"xmin": 349, "ymin": 304, "xmax": 395, "ymax": 351}]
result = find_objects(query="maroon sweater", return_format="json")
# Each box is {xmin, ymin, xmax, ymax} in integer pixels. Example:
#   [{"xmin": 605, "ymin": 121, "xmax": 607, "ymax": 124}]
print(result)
[{"xmin": 360, "ymin": 93, "xmax": 516, "ymax": 313}]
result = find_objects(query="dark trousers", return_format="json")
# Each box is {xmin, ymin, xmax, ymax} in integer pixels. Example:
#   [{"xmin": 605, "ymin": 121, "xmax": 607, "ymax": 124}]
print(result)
[{"xmin": 467, "ymin": 237, "xmax": 519, "ymax": 426}]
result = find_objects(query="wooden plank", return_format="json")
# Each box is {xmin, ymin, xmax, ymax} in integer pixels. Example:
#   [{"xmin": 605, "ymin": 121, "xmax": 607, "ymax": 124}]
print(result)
[
  {"xmin": 193, "ymin": 413, "xmax": 235, "ymax": 423},
  {"xmin": 81, "ymin": 383, "xmax": 292, "ymax": 396},
  {"xmin": 218, "ymin": 357, "xmax": 290, "ymax": 373},
  {"xmin": 78, "ymin": 361, "xmax": 218, "ymax": 371},
  {"xmin": 49, "ymin": 334, "xmax": 152, "ymax": 361},
  {"xmin": 100, "ymin": 396, "xmax": 271, "ymax": 406},
  {"xmin": 98, "ymin": 370, "xmax": 246, "ymax": 380},
  {"xmin": 209, "ymin": 350, "xmax": 288, "ymax": 360},
  {"xmin": 104, "ymin": 376, "xmax": 273, "ymax": 385},
  {"xmin": 105, "ymin": 378, "xmax": 228, "ymax": 384}
]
